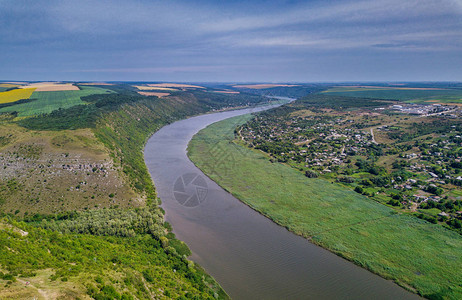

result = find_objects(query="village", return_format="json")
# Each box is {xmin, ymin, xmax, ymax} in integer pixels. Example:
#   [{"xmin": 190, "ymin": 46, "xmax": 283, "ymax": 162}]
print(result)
[
  {"xmin": 388, "ymin": 103, "xmax": 458, "ymax": 116},
  {"xmin": 238, "ymin": 105, "xmax": 462, "ymax": 233}
]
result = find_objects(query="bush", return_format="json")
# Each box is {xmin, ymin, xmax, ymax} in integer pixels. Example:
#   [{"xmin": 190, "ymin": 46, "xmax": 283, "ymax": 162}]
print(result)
[
  {"xmin": 0, "ymin": 272, "xmax": 16, "ymax": 282},
  {"xmin": 387, "ymin": 199, "xmax": 401, "ymax": 207},
  {"xmin": 337, "ymin": 176, "xmax": 354, "ymax": 183},
  {"xmin": 305, "ymin": 170, "xmax": 319, "ymax": 178},
  {"xmin": 354, "ymin": 186, "xmax": 364, "ymax": 194}
]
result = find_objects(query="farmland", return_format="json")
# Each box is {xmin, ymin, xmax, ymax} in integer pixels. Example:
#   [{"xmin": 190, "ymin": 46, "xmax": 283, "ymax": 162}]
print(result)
[
  {"xmin": 134, "ymin": 86, "xmax": 178, "ymax": 91},
  {"xmin": 188, "ymin": 115, "xmax": 462, "ymax": 299},
  {"xmin": 0, "ymin": 86, "xmax": 113, "ymax": 116},
  {"xmin": 322, "ymin": 86, "xmax": 462, "ymax": 104},
  {"xmin": 232, "ymin": 84, "xmax": 300, "ymax": 89},
  {"xmin": 0, "ymin": 88, "xmax": 36, "ymax": 104},
  {"xmin": 19, "ymin": 82, "xmax": 80, "ymax": 91},
  {"xmin": 0, "ymin": 83, "xmax": 20, "ymax": 93},
  {"xmin": 0, "ymin": 83, "xmax": 20, "ymax": 88},
  {"xmin": 147, "ymin": 83, "xmax": 205, "ymax": 89},
  {"xmin": 137, "ymin": 91, "xmax": 170, "ymax": 97}
]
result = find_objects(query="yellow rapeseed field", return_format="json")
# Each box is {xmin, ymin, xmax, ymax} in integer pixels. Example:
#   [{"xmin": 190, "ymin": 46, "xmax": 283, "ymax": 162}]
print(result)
[{"xmin": 0, "ymin": 88, "xmax": 36, "ymax": 104}]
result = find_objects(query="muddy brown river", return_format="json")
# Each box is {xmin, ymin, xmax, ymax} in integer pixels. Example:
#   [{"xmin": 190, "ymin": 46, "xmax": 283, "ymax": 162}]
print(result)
[{"xmin": 144, "ymin": 103, "xmax": 420, "ymax": 299}]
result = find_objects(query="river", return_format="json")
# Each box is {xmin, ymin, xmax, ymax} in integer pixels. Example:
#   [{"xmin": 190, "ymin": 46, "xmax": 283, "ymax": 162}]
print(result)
[{"xmin": 144, "ymin": 102, "xmax": 420, "ymax": 299}]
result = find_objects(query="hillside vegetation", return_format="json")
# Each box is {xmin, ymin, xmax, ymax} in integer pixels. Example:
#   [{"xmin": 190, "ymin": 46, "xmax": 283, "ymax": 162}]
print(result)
[
  {"xmin": 0, "ymin": 84, "xmax": 268, "ymax": 299},
  {"xmin": 0, "ymin": 214, "xmax": 225, "ymax": 300}
]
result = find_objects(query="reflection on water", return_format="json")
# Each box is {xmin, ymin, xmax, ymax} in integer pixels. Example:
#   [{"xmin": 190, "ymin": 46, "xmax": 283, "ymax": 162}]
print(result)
[{"xmin": 144, "ymin": 105, "xmax": 420, "ymax": 300}]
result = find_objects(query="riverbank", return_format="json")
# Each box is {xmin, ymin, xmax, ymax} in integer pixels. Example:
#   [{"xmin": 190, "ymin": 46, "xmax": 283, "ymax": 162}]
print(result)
[
  {"xmin": 145, "ymin": 108, "xmax": 420, "ymax": 299},
  {"xmin": 187, "ymin": 115, "xmax": 462, "ymax": 299}
]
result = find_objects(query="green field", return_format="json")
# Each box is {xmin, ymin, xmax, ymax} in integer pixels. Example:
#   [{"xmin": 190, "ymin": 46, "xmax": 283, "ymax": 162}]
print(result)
[
  {"xmin": 188, "ymin": 115, "xmax": 462, "ymax": 299},
  {"xmin": 0, "ymin": 86, "xmax": 113, "ymax": 116},
  {"xmin": 322, "ymin": 86, "xmax": 462, "ymax": 103}
]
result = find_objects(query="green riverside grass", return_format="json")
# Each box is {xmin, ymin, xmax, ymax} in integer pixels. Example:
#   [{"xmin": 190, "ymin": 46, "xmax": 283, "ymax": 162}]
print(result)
[{"xmin": 188, "ymin": 114, "xmax": 462, "ymax": 300}]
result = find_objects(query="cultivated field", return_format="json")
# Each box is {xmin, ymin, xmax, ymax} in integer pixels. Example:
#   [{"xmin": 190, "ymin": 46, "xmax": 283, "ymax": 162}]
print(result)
[
  {"xmin": 78, "ymin": 82, "xmax": 114, "ymax": 86},
  {"xmin": 0, "ymin": 83, "xmax": 20, "ymax": 92},
  {"xmin": 212, "ymin": 90, "xmax": 240, "ymax": 94},
  {"xmin": 0, "ymin": 83, "xmax": 20, "ymax": 88},
  {"xmin": 0, "ymin": 88, "xmax": 36, "ymax": 104},
  {"xmin": 188, "ymin": 115, "xmax": 462, "ymax": 299},
  {"xmin": 323, "ymin": 86, "xmax": 462, "ymax": 103},
  {"xmin": 137, "ymin": 91, "xmax": 170, "ymax": 97},
  {"xmin": 19, "ymin": 82, "xmax": 80, "ymax": 91},
  {"xmin": 147, "ymin": 83, "xmax": 205, "ymax": 89},
  {"xmin": 134, "ymin": 86, "xmax": 178, "ymax": 91},
  {"xmin": 233, "ymin": 84, "xmax": 300, "ymax": 89},
  {"xmin": 0, "ymin": 86, "xmax": 112, "ymax": 116}
]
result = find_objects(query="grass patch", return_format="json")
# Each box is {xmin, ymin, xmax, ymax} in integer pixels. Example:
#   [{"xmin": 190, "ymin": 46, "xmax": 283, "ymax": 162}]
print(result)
[
  {"xmin": 188, "ymin": 115, "xmax": 462, "ymax": 299},
  {"xmin": 0, "ymin": 88, "xmax": 35, "ymax": 104}
]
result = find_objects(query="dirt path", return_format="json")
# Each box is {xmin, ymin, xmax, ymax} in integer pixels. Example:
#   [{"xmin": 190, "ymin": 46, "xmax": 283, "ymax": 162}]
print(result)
[
  {"xmin": 16, "ymin": 278, "xmax": 52, "ymax": 299},
  {"xmin": 370, "ymin": 128, "xmax": 378, "ymax": 144}
]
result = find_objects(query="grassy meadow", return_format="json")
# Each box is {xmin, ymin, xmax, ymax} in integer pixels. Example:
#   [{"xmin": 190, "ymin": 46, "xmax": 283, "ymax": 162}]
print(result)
[
  {"xmin": 322, "ymin": 86, "xmax": 462, "ymax": 103},
  {"xmin": 0, "ymin": 88, "xmax": 36, "ymax": 104},
  {"xmin": 188, "ymin": 115, "xmax": 462, "ymax": 299},
  {"xmin": 0, "ymin": 86, "xmax": 113, "ymax": 116}
]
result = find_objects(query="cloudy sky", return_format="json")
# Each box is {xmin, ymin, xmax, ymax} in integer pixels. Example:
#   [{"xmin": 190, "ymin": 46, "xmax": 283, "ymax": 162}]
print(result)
[{"xmin": 1, "ymin": 0, "xmax": 461, "ymax": 82}]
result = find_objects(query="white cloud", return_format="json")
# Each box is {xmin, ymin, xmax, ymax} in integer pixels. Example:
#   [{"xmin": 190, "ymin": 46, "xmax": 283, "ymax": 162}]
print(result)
[
  {"xmin": 74, "ymin": 65, "xmax": 232, "ymax": 73},
  {"xmin": 199, "ymin": 0, "xmax": 462, "ymax": 33}
]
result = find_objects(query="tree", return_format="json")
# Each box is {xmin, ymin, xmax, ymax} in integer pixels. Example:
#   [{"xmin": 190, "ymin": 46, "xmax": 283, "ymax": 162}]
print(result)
[{"xmin": 354, "ymin": 186, "xmax": 364, "ymax": 194}]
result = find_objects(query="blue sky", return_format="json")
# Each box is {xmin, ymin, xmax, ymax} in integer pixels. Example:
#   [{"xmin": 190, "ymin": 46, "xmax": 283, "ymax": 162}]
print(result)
[{"xmin": 1, "ymin": 0, "xmax": 461, "ymax": 82}]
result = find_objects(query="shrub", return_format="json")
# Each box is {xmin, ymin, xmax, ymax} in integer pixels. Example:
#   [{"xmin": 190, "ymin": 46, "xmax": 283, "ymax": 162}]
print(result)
[{"xmin": 305, "ymin": 170, "xmax": 319, "ymax": 178}]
